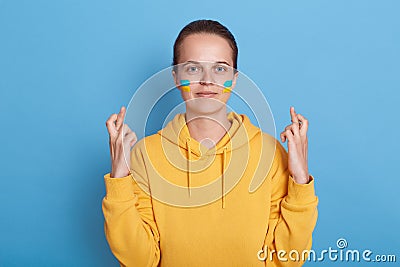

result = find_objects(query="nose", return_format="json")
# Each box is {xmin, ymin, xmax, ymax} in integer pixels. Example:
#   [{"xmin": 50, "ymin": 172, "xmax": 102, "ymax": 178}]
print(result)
[{"xmin": 199, "ymin": 68, "xmax": 213, "ymax": 85}]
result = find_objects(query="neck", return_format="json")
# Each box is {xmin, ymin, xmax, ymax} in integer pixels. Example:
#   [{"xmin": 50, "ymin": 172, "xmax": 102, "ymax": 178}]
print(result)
[{"xmin": 185, "ymin": 108, "xmax": 232, "ymax": 148}]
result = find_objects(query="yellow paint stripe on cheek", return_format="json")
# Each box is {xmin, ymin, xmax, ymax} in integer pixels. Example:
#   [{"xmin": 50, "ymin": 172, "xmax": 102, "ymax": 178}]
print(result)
[{"xmin": 181, "ymin": 86, "xmax": 191, "ymax": 92}]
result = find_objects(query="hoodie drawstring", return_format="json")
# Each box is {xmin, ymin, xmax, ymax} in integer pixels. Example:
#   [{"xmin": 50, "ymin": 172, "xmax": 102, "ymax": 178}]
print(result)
[
  {"xmin": 186, "ymin": 137, "xmax": 191, "ymax": 197},
  {"xmin": 186, "ymin": 137, "xmax": 227, "ymax": 209},
  {"xmin": 222, "ymin": 146, "xmax": 227, "ymax": 209}
]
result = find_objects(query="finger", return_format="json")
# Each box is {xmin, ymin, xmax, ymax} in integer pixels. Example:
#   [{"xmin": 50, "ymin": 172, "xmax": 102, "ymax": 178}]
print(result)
[
  {"xmin": 284, "ymin": 125, "xmax": 291, "ymax": 132},
  {"xmin": 296, "ymin": 113, "xmax": 309, "ymax": 135},
  {"xmin": 284, "ymin": 124, "xmax": 299, "ymax": 138},
  {"xmin": 106, "ymin": 113, "xmax": 118, "ymax": 136},
  {"xmin": 121, "ymin": 123, "xmax": 130, "ymax": 138},
  {"xmin": 285, "ymin": 129, "xmax": 295, "ymax": 145},
  {"xmin": 123, "ymin": 125, "xmax": 135, "ymax": 138},
  {"xmin": 290, "ymin": 121, "xmax": 300, "ymax": 138},
  {"xmin": 290, "ymin": 106, "xmax": 299, "ymax": 123},
  {"xmin": 121, "ymin": 124, "xmax": 136, "ymax": 145},
  {"xmin": 126, "ymin": 131, "xmax": 138, "ymax": 146},
  {"xmin": 281, "ymin": 128, "xmax": 294, "ymax": 143},
  {"xmin": 115, "ymin": 106, "xmax": 126, "ymax": 131},
  {"xmin": 116, "ymin": 106, "xmax": 126, "ymax": 131},
  {"xmin": 123, "ymin": 124, "xmax": 135, "ymax": 136},
  {"xmin": 280, "ymin": 131, "xmax": 286, "ymax": 142},
  {"xmin": 115, "ymin": 123, "xmax": 127, "ymax": 145},
  {"xmin": 281, "ymin": 124, "xmax": 294, "ymax": 142},
  {"xmin": 130, "ymin": 136, "xmax": 137, "ymax": 147}
]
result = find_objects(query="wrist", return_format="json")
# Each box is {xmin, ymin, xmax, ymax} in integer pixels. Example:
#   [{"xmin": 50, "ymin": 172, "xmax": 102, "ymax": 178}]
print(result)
[
  {"xmin": 292, "ymin": 173, "xmax": 310, "ymax": 184},
  {"xmin": 110, "ymin": 167, "xmax": 130, "ymax": 178}
]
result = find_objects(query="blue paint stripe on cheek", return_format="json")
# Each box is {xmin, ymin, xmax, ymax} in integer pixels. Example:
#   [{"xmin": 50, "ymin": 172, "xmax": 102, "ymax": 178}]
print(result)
[
  {"xmin": 180, "ymin": 79, "xmax": 190, "ymax": 86},
  {"xmin": 223, "ymin": 80, "xmax": 233, "ymax": 87}
]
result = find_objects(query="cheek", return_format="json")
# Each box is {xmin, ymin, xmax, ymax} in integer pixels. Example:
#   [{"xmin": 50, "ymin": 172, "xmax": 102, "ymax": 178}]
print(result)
[
  {"xmin": 222, "ymin": 80, "xmax": 233, "ymax": 93},
  {"xmin": 180, "ymin": 90, "xmax": 191, "ymax": 101},
  {"xmin": 179, "ymin": 79, "xmax": 191, "ymax": 92},
  {"xmin": 221, "ymin": 92, "xmax": 231, "ymax": 103}
]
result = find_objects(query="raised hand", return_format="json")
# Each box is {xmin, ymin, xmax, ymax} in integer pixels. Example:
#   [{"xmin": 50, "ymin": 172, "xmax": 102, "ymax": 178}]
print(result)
[
  {"xmin": 279, "ymin": 106, "xmax": 310, "ymax": 184},
  {"xmin": 105, "ymin": 106, "xmax": 137, "ymax": 178}
]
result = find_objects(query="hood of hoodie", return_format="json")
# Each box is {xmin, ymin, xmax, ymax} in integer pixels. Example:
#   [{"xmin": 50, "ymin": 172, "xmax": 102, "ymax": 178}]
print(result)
[
  {"xmin": 158, "ymin": 111, "xmax": 261, "ymax": 156},
  {"xmin": 154, "ymin": 111, "xmax": 267, "ymax": 208}
]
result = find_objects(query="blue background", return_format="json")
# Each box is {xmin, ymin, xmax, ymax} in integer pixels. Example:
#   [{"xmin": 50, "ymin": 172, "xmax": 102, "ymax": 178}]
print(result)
[{"xmin": 0, "ymin": 0, "xmax": 399, "ymax": 266}]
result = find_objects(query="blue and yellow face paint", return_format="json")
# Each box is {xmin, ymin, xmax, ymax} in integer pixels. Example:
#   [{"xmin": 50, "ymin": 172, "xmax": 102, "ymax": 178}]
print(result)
[
  {"xmin": 180, "ymin": 79, "xmax": 232, "ymax": 93},
  {"xmin": 180, "ymin": 79, "xmax": 191, "ymax": 92},
  {"xmin": 223, "ymin": 80, "xmax": 233, "ymax": 93}
]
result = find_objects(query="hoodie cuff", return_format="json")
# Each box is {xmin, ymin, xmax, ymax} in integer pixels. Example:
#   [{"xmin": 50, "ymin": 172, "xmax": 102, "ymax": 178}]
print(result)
[
  {"xmin": 104, "ymin": 173, "xmax": 135, "ymax": 201},
  {"xmin": 286, "ymin": 174, "xmax": 317, "ymax": 205}
]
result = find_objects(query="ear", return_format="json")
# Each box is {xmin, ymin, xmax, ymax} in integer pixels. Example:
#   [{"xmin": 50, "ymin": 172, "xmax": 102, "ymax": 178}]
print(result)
[
  {"xmin": 231, "ymin": 71, "xmax": 239, "ymax": 90},
  {"xmin": 172, "ymin": 70, "xmax": 180, "ymax": 88}
]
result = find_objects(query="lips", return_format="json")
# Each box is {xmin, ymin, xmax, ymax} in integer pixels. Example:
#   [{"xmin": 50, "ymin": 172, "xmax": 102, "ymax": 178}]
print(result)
[{"xmin": 195, "ymin": 91, "xmax": 218, "ymax": 98}]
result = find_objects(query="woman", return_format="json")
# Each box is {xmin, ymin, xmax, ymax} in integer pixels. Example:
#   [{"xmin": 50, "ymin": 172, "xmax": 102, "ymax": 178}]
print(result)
[{"xmin": 103, "ymin": 20, "xmax": 318, "ymax": 267}]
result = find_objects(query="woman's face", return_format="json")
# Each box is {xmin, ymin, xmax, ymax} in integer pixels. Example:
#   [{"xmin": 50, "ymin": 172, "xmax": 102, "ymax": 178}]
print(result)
[{"xmin": 173, "ymin": 33, "xmax": 237, "ymax": 115}]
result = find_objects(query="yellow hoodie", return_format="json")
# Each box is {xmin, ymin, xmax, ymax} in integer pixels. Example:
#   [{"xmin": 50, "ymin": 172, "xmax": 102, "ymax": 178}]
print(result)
[{"xmin": 102, "ymin": 111, "xmax": 318, "ymax": 267}]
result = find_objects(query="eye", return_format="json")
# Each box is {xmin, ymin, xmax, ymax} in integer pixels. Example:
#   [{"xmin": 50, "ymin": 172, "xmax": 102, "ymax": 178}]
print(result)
[
  {"xmin": 186, "ymin": 65, "xmax": 201, "ymax": 73},
  {"xmin": 214, "ymin": 65, "xmax": 228, "ymax": 73}
]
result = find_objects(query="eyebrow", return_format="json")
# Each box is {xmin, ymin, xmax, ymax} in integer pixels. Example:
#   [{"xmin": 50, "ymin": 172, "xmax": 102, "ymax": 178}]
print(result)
[
  {"xmin": 215, "ymin": 61, "xmax": 231, "ymax": 66},
  {"xmin": 183, "ymin": 60, "xmax": 232, "ymax": 66}
]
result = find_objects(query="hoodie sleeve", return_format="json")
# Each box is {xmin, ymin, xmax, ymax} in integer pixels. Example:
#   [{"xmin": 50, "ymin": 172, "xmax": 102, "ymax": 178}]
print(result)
[
  {"xmin": 263, "ymin": 140, "xmax": 318, "ymax": 266},
  {"xmin": 102, "ymin": 141, "xmax": 160, "ymax": 267}
]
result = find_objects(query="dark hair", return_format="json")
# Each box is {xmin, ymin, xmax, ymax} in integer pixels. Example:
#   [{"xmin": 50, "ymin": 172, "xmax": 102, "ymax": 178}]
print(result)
[{"xmin": 173, "ymin": 19, "xmax": 238, "ymax": 69}]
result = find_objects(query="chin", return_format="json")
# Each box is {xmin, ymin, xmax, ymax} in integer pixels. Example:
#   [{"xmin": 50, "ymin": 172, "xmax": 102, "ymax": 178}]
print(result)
[{"xmin": 185, "ymin": 97, "xmax": 226, "ymax": 116}]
